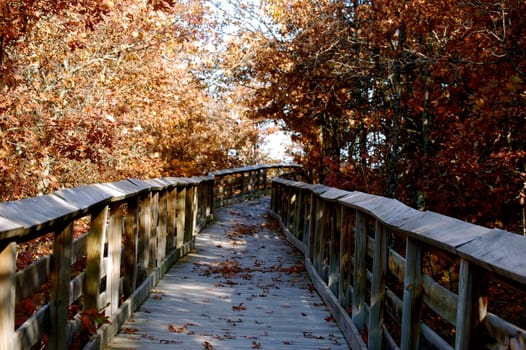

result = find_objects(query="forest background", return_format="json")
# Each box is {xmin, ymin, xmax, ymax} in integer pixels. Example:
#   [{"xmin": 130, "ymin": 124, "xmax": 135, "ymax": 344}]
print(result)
[{"xmin": 1, "ymin": 0, "xmax": 525, "ymax": 233}]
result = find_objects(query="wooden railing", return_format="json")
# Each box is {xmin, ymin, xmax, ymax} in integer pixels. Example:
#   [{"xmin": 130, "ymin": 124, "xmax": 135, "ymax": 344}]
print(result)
[
  {"xmin": 209, "ymin": 164, "xmax": 302, "ymax": 208},
  {"xmin": 0, "ymin": 164, "xmax": 300, "ymax": 350},
  {"xmin": 270, "ymin": 178, "xmax": 526, "ymax": 350}
]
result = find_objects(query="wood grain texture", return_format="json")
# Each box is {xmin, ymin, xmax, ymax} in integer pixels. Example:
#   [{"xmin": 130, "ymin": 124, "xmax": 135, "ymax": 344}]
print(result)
[{"xmin": 105, "ymin": 198, "xmax": 350, "ymax": 350}]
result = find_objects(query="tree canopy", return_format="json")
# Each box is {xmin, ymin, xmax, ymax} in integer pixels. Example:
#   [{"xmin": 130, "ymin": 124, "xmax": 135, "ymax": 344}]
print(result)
[
  {"xmin": 220, "ymin": 0, "xmax": 525, "ymax": 232},
  {"xmin": 1, "ymin": 0, "xmax": 524, "ymax": 231},
  {"xmin": 0, "ymin": 0, "xmax": 258, "ymax": 200}
]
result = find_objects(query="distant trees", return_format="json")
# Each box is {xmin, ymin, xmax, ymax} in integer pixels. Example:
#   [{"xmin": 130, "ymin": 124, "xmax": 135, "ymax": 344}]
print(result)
[{"xmin": 221, "ymin": 0, "xmax": 526, "ymax": 231}]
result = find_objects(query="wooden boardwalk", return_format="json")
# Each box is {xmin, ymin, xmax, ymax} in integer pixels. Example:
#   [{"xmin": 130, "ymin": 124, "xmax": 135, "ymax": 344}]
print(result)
[{"xmin": 105, "ymin": 197, "xmax": 350, "ymax": 350}]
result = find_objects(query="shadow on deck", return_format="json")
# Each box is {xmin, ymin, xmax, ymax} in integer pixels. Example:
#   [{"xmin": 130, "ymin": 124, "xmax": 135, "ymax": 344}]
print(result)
[{"xmin": 105, "ymin": 197, "xmax": 350, "ymax": 350}]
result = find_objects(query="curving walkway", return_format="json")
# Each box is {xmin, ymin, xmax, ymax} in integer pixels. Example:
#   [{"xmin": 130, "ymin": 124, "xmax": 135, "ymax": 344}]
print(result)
[{"xmin": 105, "ymin": 197, "xmax": 350, "ymax": 350}]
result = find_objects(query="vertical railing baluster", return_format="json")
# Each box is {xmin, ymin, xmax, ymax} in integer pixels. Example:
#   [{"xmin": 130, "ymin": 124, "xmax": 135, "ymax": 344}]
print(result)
[
  {"xmin": 0, "ymin": 242, "xmax": 16, "ymax": 350},
  {"xmin": 328, "ymin": 201, "xmax": 341, "ymax": 295},
  {"xmin": 368, "ymin": 220, "xmax": 387, "ymax": 349},
  {"xmin": 455, "ymin": 258, "xmax": 488, "ymax": 349},
  {"xmin": 107, "ymin": 203, "xmax": 123, "ymax": 317},
  {"xmin": 401, "ymin": 237, "xmax": 423, "ymax": 350},
  {"xmin": 49, "ymin": 222, "xmax": 74, "ymax": 349},
  {"xmin": 157, "ymin": 190, "xmax": 168, "ymax": 269},
  {"xmin": 84, "ymin": 206, "xmax": 109, "ymax": 310},
  {"xmin": 185, "ymin": 184, "xmax": 197, "ymax": 243},
  {"xmin": 166, "ymin": 187, "xmax": 177, "ymax": 252},
  {"xmin": 123, "ymin": 200, "xmax": 139, "ymax": 298},
  {"xmin": 339, "ymin": 206, "xmax": 352, "ymax": 312},
  {"xmin": 352, "ymin": 211, "xmax": 367, "ymax": 331},
  {"xmin": 138, "ymin": 193, "xmax": 152, "ymax": 280},
  {"xmin": 176, "ymin": 185, "xmax": 186, "ymax": 250},
  {"xmin": 149, "ymin": 192, "xmax": 159, "ymax": 271}
]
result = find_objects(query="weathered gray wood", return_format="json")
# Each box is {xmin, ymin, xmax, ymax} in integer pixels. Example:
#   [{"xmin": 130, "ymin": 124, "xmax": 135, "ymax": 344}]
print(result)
[
  {"xmin": 0, "ymin": 242, "xmax": 16, "ymax": 350},
  {"xmin": 176, "ymin": 186, "xmax": 186, "ymax": 249},
  {"xmin": 105, "ymin": 198, "xmax": 350, "ymax": 350},
  {"xmin": 420, "ymin": 322, "xmax": 454, "ymax": 350},
  {"xmin": 0, "ymin": 216, "xmax": 26, "ymax": 241},
  {"xmin": 49, "ymin": 222, "xmax": 74, "ymax": 349},
  {"xmin": 457, "ymin": 229, "xmax": 526, "ymax": 285},
  {"xmin": 369, "ymin": 220, "xmax": 387, "ymax": 349},
  {"xmin": 399, "ymin": 211, "xmax": 491, "ymax": 254},
  {"xmin": 352, "ymin": 211, "xmax": 367, "ymax": 330},
  {"xmin": 400, "ymin": 238, "xmax": 423, "ymax": 350},
  {"xmin": 55, "ymin": 184, "xmax": 112, "ymax": 213},
  {"xmin": 16, "ymin": 255, "xmax": 51, "ymax": 303},
  {"xmin": 156, "ymin": 190, "xmax": 168, "ymax": 268},
  {"xmin": 422, "ymin": 273, "xmax": 458, "ymax": 326},
  {"xmin": 107, "ymin": 203, "xmax": 124, "ymax": 316},
  {"xmin": 328, "ymin": 202, "xmax": 341, "ymax": 295},
  {"xmin": 0, "ymin": 194, "xmax": 79, "ymax": 239},
  {"xmin": 149, "ymin": 192, "xmax": 159, "ymax": 271},
  {"xmin": 184, "ymin": 185, "xmax": 197, "ymax": 242},
  {"xmin": 485, "ymin": 313, "xmax": 526, "ymax": 347},
  {"xmin": 339, "ymin": 205, "xmax": 353, "ymax": 312},
  {"xmin": 455, "ymin": 259, "xmax": 488, "ymax": 349},
  {"xmin": 138, "ymin": 194, "xmax": 152, "ymax": 276},
  {"xmin": 311, "ymin": 195, "xmax": 324, "ymax": 273},
  {"xmin": 123, "ymin": 199, "xmax": 139, "ymax": 298},
  {"xmin": 388, "ymin": 247, "xmax": 405, "ymax": 281},
  {"xmin": 320, "ymin": 188, "xmax": 349, "ymax": 201},
  {"xmin": 166, "ymin": 187, "xmax": 177, "ymax": 251},
  {"xmin": 84, "ymin": 205, "xmax": 108, "ymax": 311},
  {"xmin": 13, "ymin": 304, "xmax": 49, "ymax": 349}
]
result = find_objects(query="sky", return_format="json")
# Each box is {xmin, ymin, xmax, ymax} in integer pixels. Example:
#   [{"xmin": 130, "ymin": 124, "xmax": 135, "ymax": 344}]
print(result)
[{"xmin": 260, "ymin": 130, "xmax": 293, "ymax": 162}]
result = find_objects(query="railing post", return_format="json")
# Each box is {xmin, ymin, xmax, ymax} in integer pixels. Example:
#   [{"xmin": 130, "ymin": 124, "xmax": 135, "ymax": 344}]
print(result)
[
  {"xmin": 166, "ymin": 187, "xmax": 177, "ymax": 252},
  {"xmin": 368, "ymin": 220, "xmax": 387, "ymax": 349},
  {"xmin": 352, "ymin": 211, "xmax": 367, "ymax": 331},
  {"xmin": 328, "ymin": 201, "xmax": 341, "ymax": 295},
  {"xmin": 339, "ymin": 206, "xmax": 353, "ymax": 312},
  {"xmin": 455, "ymin": 258, "xmax": 488, "ymax": 349},
  {"xmin": 157, "ymin": 190, "xmax": 168, "ymax": 269},
  {"xmin": 107, "ymin": 203, "xmax": 123, "ymax": 317},
  {"xmin": 49, "ymin": 222, "xmax": 74, "ymax": 349},
  {"xmin": 185, "ymin": 184, "xmax": 197, "ymax": 243},
  {"xmin": 84, "ymin": 205, "xmax": 109, "ymax": 310},
  {"xmin": 149, "ymin": 192, "xmax": 159, "ymax": 270},
  {"xmin": 309, "ymin": 194, "xmax": 323, "ymax": 268},
  {"xmin": 319, "ymin": 199, "xmax": 330, "ymax": 282},
  {"xmin": 176, "ymin": 185, "xmax": 186, "ymax": 249},
  {"xmin": 0, "ymin": 242, "xmax": 16, "ymax": 350},
  {"xmin": 401, "ymin": 237, "xmax": 423, "ymax": 350},
  {"xmin": 123, "ymin": 200, "xmax": 139, "ymax": 298},
  {"xmin": 138, "ymin": 193, "xmax": 152, "ymax": 279},
  {"xmin": 302, "ymin": 188, "xmax": 311, "ymax": 246}
]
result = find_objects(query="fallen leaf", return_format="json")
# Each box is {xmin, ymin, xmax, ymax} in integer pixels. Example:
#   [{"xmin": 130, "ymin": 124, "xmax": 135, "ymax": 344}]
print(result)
[
  {"xmin": 325, "ymin": 315, "xmax": 335, "ymax": 322},
  {"xmin": 202, "ymin": 341, "xmax": 214, "ymax": 350},
  {"xmin": 232, "ymin": 302, "xmax": 247, "ymax": 311},
  {"xmin": 252, "ymin": 340, "xmax": 261, "ymax": 348},
  {"xmin": 168, "ymin": 324, "xmax": 187, "ymax": 333}
]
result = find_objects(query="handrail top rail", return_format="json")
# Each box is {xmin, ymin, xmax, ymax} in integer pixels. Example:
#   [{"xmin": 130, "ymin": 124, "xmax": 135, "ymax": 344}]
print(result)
[
  {"xmin": 273, "ymin": 177, "xmax": 526, "ymax": 285},
  {"xmin": 0, "ymin": 165, "xmax": 294, "ymax": 244},
  {"xmin": 208, "ymin": 163, "xmax": 301, "ymax": 176}
]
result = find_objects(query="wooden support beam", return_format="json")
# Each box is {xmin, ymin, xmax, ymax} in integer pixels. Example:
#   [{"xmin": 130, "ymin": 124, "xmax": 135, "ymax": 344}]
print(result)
[
  {"xmin": 352, "ymin": 211, "xmax": 367, "ymax": 331},
  {"xmin": 49, "ymin": 222, "xmax": 74, "ymax": 349},
  {"xmin": 84, "ymin": 205, "xmax": 109, "ymax": 310},
  {"xmin": 368, "ymin": 220, "xmax": 387, "ymax": 349},
  {"xmin": 400, "ymin": 237, "xmax": 423, "ymax": 350},
  {"xmin": 0, "ymin": 242, "xmax": 16, "ymax": 350},
  {"xmin": 455, "ymin": 259, "xmax": 488, "ymax": 349}
]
